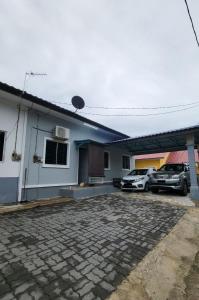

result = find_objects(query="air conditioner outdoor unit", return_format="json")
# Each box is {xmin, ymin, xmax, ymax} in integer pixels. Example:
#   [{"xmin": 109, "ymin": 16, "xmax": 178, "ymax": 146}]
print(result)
[{"xmin": 52, "ymin": 126, "xmax": 70, "ymax": 141}]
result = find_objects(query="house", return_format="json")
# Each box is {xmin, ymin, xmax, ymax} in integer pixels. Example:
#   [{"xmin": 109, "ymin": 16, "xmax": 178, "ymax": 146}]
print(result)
[
  {"xmin": 0, "ymin": 82, "xmax": 132, "ymax": 204},
  {"xmin": 167, "ymin": 150, "xmax": 199, "ymax": 174},
  {"xmin": 1, "ymin": 81, "xmax": 199, "ymax": 203}
]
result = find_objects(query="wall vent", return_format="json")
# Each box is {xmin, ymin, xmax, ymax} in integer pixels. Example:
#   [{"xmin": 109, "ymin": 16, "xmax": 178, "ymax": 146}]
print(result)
[{"xmin": 88, "ymin": 177, "xmax": 104, "ymax": 184}]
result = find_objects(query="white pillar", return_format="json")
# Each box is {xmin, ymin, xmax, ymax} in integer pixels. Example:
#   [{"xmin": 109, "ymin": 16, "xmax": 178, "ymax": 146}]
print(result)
[
  {"xmin": 186, "ymin": 135, "xmax": 199, "ymax": 200},
  {"xmin": 131, "ymin": 155, "xmax": 135, "ymax": 169}
]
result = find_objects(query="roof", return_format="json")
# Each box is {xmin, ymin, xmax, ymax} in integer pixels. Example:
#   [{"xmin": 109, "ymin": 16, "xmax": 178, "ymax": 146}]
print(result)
[
  {"xmin": 0, "ymin": 81, "xmax": 129, "ymax": 139},
  {"xmin": 108, "ymin": 125, "xmax": 199, "ymax": 155},
  {"xmin": 75, "ymin": 139, "xmax": 104, "ymax": 148},
  {"xmin": 167, "ymin": 150, "xmax": 199, "ymax": 163},
  {"xmin": 134, "ymin": 152, "xmax": 168, "ymax": 160}
]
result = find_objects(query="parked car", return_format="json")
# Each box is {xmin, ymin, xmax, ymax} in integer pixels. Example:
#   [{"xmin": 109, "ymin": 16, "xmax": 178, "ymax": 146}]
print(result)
[
  {"xmin": 149, "ymin": 163, "xmax": 190, "ymax": 196},
  {"xmin": 121, "ymin": 168, "xmax": 156, "ymax": 191}
]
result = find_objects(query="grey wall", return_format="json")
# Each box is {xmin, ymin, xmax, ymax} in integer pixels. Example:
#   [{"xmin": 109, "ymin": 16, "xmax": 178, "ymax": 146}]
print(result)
[
  {"xmin": 22, "ymin": 186, "xmax": 61, "ymax": 201},
  {"xmin": 104, "ymin": 146, "xmax": 132, "ymax": 181},
  {"xmin": 22, "ymin": 110, "xmax": 131, "ymax": 200},
  {"xmin": 0, "ymin": 177, "xmax": 18, "ymax": 203}
]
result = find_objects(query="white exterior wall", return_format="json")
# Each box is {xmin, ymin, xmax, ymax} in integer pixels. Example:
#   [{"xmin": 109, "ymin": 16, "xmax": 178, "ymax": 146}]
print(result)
[{"xmin": 0, "ymin": 99, "xmax": 26, "ymax": 178}]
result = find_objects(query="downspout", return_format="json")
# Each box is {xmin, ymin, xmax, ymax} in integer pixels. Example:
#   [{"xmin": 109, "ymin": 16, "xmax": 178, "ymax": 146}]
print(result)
[{"xmin": 17, "ymin": 108, "xmax": 28, "ymax": 203}]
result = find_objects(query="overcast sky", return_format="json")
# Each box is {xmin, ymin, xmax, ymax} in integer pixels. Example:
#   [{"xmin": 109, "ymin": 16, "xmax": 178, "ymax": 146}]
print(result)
[{"xmin": 0, "ymin": 0, "xmax": 199, "ymax": 136}]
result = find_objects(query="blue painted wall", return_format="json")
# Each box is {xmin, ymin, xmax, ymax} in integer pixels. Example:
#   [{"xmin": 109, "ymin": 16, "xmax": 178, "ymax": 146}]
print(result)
[
  {"xmin": 22, "ymin": 109, "xmax": 131, "ymax": 200},
  {"xmin": 0, "ymin": 177, "xmax": 18, "ymax": 203}
]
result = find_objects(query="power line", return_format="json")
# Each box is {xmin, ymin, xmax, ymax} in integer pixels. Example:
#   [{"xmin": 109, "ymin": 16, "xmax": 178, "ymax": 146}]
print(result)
[
  {"xmin": 77, "ymin": 104, "xmax": 199, "ymax": 117},
  {"xmin": 51, "ymin": 100, "xmax": 199, "ymax": 110},
  {"xmin": 184, "ymin": 0, "xmax": 199, "ymax": 47}
]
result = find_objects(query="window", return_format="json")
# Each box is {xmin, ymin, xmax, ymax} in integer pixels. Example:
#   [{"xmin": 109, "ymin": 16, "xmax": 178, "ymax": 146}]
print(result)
[
  {"xmin": 122, "ymin": 155, "xmax": 130, "ymax": 170},
  {"xmin": 44, "ymin": 138, "xmax": 69, "ymax": 167},
  {"xmin": 159, "ymin": 164, "xmax": 184, "ymax": 173},
  {"xmin": 0, "ymin": 131, "xmax": 5, "ymax": 162},
  {"xmin": 104, "ymin": 151, "xmax": 110, "ymax": 169}
]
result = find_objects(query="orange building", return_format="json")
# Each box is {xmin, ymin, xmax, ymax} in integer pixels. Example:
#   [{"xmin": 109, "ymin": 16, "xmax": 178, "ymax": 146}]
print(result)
[
  {"xmin": 135, "ymin": 150, "xmax": 199, "ymax": 173},
  {"xmin": 135, "ymin": 152, "xmax": 169, "ymax": 170}
]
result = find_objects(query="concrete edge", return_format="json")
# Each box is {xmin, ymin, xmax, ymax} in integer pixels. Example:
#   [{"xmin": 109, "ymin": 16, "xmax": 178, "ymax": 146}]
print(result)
[{"xmin": 0, "ymin": 197, "xmax": 73, "ymax": 215}]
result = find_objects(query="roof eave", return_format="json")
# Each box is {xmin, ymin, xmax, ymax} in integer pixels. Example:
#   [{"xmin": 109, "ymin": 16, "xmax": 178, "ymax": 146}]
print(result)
[{"xmin": 0, "ymin": 81, "xmax": 129, "ymax": 139}]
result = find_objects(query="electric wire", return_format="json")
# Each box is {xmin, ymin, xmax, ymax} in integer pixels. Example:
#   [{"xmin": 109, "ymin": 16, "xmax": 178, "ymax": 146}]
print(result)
[
  {"xmin": 77, "ymin": 103, "xmax": 199, "ymax": 117},
  {"xmin": 184, "ymin": 0, "xmax": 199, "ymax": 47},
  {"xmin": 51, "ymin": 100, "xmax": 199, "ymax": 110}
]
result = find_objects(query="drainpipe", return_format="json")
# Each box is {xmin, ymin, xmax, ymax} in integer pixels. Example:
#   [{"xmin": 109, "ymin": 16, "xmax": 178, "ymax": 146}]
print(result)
[
  {"xmin": 17, "ymin": 109, "xmax": 28, "ymax": 203},
  {"xmin": 186, "ymin": 134, "xmax": 199, "ymax": 201}
]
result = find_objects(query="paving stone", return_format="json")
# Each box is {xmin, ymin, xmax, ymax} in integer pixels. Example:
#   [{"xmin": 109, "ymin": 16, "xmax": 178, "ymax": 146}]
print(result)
[
  {"xmin": 76, "ymin": 261, "xmax": 89, "ymax": 271},
  {"xmin": 18, "ymin": 293, "xmax": 32, "ymax": 300},
  {"xmin": 14, "ymin": 282, "xmax": 35, "ymax": 295},
  {"xmin": 86, "ymin": 272, "xmax": 101, "ymax": 284},
  {"xmin": 104, "ymin": 264, "xmax": 114, "ymax": 273},
  {"xmin": 36, "ymin": 275, "xmax": 49, "ymax": 286},
  {"xmin": 0, "ymin": 283, "xmax": 12, "ymax": 296},
  {"xmin": 78, "ymin": 281, "xmax": 95, "ymax": 297},
  {"xmin": 81, "ymin": 264, "xmax": 94, "ymax": 275},
  {"xmin": 69, "ymin": 269, "xmax": 82, "ymax": 280},
  {"xmin": 106, "ymin": 270, "xmax": 117, "ymax": 282},
  {"xmin": 92, "ymin": 268, "xmax": 106, "ymax": 279},
  {"xmin": 0, "ymin": 292, "xmax": 15, "ymax": 300},
  {"xmin": 73, "ymin": 278, "xmax": 89, "ymax": 292},
  {"xmin": 82, "ymin": 291, "xmax": 95, "ymax": 300},
  {"xmin": 100, "ymin": 281, "xmax": 115, "ymax": 292},
  {"xmin": 52, "ymin": 261, "xmax": 67, "ymax": 272},
  {"xmin": 64, "ymin": 288, "xmax": 79, "ymax": 299},
  {"xmin": 73, "ymin": 254, "xmax": 83, "ymax": 263},
  {"xmin": 30, "ymin": 287, "xmax": 44, "ymax": 300},
  {"xmin": 62, "ymin": 249, "xmax": 74, "ymax": 259},
  {"xmin": 0, "ymin": 194, "xmax": 185, "ymax": 300}
]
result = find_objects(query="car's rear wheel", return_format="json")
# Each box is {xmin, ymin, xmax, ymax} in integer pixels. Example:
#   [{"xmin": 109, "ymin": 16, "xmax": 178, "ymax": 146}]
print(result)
[
  {"xmin": 144, "ymin": 182, "xmax": 149, "ymax": 192},
  {"xmin": 151, "ymin": 188, "xmax": 159, "ymax": 194},
  {"xmin": 180, "ymin": 181, "xmax": 188, "ymax": 196}
]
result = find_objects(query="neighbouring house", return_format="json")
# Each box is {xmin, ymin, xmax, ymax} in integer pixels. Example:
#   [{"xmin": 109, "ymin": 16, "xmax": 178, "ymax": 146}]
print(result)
[
  {"xmin": 0, "ymin": 82, "xmax": 133, "ymax": 204},
  {"xmin": 135, "ymin": 151, "xmax": 199, "ymax": 173},
  {"xmin": 134, "ymin": 153, "xmax": 169, "ymax": 170},
  {"xmin": 167, "ymin": 150, "xmax": 199, "ymax": 174}
]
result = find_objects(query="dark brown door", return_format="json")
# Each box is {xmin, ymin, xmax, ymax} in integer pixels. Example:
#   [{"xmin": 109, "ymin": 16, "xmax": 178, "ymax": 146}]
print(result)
[{"xmin": 88, "ymin": 144, "xmax": 104, "ymax": 177}]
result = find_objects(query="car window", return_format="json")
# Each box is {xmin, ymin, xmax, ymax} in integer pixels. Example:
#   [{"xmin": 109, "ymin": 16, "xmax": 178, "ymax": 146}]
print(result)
[
  {"xmin": 128, "ymin": 169, "xmax": 148, "ymax": 176},
  {"xmin": 159, "ymin": 164, "xmax": 184, "ymax": 172}
]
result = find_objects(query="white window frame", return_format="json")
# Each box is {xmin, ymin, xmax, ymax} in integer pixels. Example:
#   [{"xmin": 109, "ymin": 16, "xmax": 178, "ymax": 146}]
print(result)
[
  {"xmin": 0, "ymin": 130, "xmax": 6, "ymax": 164},
  {"xmin": 104, "ymin": 151, "xmax": 111, "ymax": 170},
  {"xmin": 42, "ymin": 137, "xmax": 70, "ymax": 168},
  {"xmin": 122, "ymin": 154, "xmax": 131, "ymax": 171}
]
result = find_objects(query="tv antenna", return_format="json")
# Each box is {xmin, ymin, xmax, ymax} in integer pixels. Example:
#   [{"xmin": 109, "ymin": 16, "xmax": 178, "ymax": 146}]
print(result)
[
  {"xmin": 71, "ymin": 96, "xmax": 85, "ymax": 113},
  {"xmin": 22, "ymin": 71, "xmax": 47, "ymax": 94}
]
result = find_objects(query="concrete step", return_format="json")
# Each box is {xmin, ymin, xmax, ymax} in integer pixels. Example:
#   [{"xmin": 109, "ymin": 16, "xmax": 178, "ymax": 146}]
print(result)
[{"xmin": 60, "ymin": 184, "xmax": 119, "ymax": 200}]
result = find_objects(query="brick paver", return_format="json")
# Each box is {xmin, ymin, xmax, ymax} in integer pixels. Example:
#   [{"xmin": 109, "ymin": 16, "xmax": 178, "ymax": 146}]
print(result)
[{"xmin": 0, "ymin": 194, "xmax": 185, "ymax": 299}]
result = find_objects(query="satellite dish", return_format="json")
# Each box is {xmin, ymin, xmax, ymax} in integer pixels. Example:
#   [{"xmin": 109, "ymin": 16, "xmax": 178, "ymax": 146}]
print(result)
[{"xmin": 72, "ymin": 96, "xmax": 85, "ymax": 111}]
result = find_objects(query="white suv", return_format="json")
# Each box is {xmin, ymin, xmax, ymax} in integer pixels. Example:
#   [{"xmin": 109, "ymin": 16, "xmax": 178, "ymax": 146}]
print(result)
[{"xmin": 121, "ymin": 168, "xmax": 156, "ymax": 192}]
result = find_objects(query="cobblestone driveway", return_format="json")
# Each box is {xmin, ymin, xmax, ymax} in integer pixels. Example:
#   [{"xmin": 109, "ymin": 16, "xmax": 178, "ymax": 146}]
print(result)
[{"xmin": 0, "ymin": 194, "xmax": 185, "ymax": 300}]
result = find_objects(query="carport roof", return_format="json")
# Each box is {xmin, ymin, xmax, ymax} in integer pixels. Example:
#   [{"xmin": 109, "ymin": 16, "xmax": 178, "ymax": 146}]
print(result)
[{"xmin": 107, "ymin": 125, "xmax": 199, "ymax": 155}]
